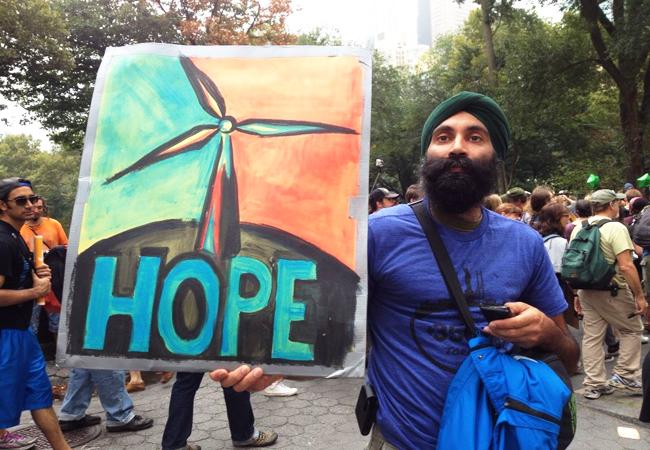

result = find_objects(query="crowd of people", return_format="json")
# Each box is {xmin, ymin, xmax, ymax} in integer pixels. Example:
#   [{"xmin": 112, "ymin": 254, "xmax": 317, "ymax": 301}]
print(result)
[
  {"xmin": 369, "ymin": 177, "xmax": 650, "ymax": 427},
  {"xmin": 2, "ymin": 90, "xmax": 650, "ymax": 450}
]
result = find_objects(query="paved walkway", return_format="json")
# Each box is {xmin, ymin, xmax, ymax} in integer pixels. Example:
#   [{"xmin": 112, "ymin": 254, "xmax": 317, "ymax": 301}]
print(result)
[{"xmin": 16, "ymin": 332, "xmax": 650, "ymax": 448}]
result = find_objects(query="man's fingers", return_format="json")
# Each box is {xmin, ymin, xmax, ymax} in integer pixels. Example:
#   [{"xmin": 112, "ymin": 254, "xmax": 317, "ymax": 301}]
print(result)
[
  {"xmin": 208, "ymin": 369, "xmax": 228, "ymax": 383},
  {"xmin": 218, "ymin": 365, "xmax": 251, "ymax": 388},
  {"xmin": 231, "ymin": 367, "xmax": 264, "ymax": 392},
  {"xmin": 209, "ymin": 366, "xmax": 279, "ymax": 392}
]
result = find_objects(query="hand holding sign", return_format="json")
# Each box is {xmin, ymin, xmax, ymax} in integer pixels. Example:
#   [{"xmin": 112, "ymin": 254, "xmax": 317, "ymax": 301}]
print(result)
[{"xmin": 209, "ymin": 365, "xmax": 280, "ymax": 392}]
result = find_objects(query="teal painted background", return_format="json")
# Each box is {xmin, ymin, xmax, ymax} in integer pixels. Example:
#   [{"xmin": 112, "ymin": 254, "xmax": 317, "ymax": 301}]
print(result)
[{"xmin": 80, "ymin": 54, "xmax": 218, "ymax": 251}]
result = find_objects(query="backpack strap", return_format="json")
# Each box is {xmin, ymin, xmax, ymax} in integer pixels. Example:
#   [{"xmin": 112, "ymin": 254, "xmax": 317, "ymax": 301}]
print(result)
[
  {"xmin": 594, "ymin": 218, "xmax": 612, "ymax": 228},
  {"xmin": 584, "ymin": 218, "xmax": 611, "ymax": 229},
  {"xmin": 410, "ymin": 201, "xmax": 477, "ymax": 336},
  {"xmin": 543, "ymin": 233, "xmax": 561, "ymax": 243}
]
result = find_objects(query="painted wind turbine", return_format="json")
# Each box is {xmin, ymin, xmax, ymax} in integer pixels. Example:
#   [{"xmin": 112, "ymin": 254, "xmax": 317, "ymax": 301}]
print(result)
[{"xmin": 105, "ymin": 57, "xmax": 357, "ymax": 259}]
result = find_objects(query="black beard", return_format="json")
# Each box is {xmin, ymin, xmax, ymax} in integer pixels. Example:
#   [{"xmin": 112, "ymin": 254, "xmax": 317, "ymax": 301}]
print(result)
[{"xmin": 421, "ymin": 154, "xmax": 497, "ymax": 214}]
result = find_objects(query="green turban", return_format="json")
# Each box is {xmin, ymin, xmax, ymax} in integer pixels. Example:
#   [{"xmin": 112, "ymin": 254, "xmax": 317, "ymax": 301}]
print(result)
[{"xmin": 420, "ymin": 91, "xmax": 511, "ymax": 160}]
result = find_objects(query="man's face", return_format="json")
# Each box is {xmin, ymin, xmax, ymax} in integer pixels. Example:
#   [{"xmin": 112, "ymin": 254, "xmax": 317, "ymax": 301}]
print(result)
[
  {"xmin": 30, "ymin": 199, "xmax": 44, "ymax": 220},
  {"xmin": 0, "ymin": 186, "xmax": 37, "ymax": 222},
  {"xmin": 423, "ymin": 111, "xmax": 497, "ymax": 213}
]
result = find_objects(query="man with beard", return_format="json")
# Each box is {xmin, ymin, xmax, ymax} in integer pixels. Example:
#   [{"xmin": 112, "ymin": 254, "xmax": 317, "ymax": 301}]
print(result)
[{"xmin": 366, "ymin": 92, "xmax": 579, "ymax": 449}]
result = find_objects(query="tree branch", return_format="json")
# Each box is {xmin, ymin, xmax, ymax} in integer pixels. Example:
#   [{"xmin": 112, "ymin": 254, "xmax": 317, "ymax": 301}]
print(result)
[
  {"xmin": 553, "ymin": 58, "xmax": 597, "ymax": 75},
  {"xmin": 597, "ymin": 8, "xmax": 614, "ymax": 36},
  {"xmin": 245, "ymin": 2, "xmax": 261, "ymax": 36},
  {"xmin": 579, "ymin": 0, "xmax": 625, "ymax": 89},
  {"xmin": 639, "ymin": 56, "xmax": 650, "ymax": 125},
  {"xmin": 153, "ymin": 0, "xmax": 168, "ymax": 14}
]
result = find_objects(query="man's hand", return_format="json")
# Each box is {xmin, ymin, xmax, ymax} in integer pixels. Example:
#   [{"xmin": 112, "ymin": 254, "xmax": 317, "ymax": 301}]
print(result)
[
  {"xmin": 574, "ymin": 296, "xmax": 582, "ymax": 316},
  {"xmin": 34, "ymin": 263, "xmax": 51, "ymax": 279},
  {"xmin": 209, "ymin": 365, "xmax": 281, "ymax": 392},
  {"xmin": 634, "ymin": 294, "xmax": 648, "ymax": 316},
  {"xmin": 31, "ymin": 271, "xmax": 51, "ymax": 297},
  {"xmin": 483, "ymin": 302, "xmax": 558, "ymax": 348}
]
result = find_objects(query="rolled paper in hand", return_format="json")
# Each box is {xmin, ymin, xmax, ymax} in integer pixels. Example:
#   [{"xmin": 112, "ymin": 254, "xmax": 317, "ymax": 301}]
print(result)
[{"xmin": 33, "ymin": 235, "xmax": 46, "ymax": 305}]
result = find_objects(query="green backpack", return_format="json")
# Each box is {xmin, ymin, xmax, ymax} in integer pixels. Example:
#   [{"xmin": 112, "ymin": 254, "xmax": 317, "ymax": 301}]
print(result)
[{"xmin": 561, "ymin": 219, "xmax": 615, "ymax": 289}]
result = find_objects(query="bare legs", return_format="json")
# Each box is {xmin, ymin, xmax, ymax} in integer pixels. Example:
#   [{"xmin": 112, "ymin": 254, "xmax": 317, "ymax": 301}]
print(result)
[{"xmin": 31, "ymin": 407, "xmax": 71, "ymax": 450}]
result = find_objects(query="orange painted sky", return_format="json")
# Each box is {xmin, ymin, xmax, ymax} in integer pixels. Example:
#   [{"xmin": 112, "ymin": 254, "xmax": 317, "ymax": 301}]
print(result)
[{"xmin": 191, "ymin": 56, "xmax": 364, "ymax": 270}]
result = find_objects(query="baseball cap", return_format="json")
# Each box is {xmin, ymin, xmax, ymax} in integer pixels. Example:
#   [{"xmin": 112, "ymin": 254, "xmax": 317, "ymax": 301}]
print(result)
[
  {"xmin": 624, "ymin": 182, "xmax": 634, "ymax": 191},
  {"xmin": 505, "ymin": 187, "xmax": 527, "ymax": 198},
  {"xmin": 589, "ymin": 189, "xmax": 625, "ymax": 205},
  {"xmin": 377, "ymin": 187, "xmax": 399, "ymax": 199},
  {"xmin": 0, "ymin": 177, "xmax": 32, "ymax": 201}
]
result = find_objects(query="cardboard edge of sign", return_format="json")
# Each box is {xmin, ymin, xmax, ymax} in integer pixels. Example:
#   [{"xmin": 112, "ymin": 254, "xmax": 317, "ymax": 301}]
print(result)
[{"xmin": 56, "ymin": 43, "xmax": 372, "ymax": 378}]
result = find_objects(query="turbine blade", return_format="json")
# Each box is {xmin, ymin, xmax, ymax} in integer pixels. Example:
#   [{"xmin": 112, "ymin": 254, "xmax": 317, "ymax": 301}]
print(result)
[
  {"xmin": 237, "ymin": 119, "xmax": 357, "ymax": 137},
  {"xmin": 104, "ymin": 125, "xmax": 218, "ymax": 184},
  {"xmin": 180, "ymin": 57, "xmax": 227, "ymax": 118}
]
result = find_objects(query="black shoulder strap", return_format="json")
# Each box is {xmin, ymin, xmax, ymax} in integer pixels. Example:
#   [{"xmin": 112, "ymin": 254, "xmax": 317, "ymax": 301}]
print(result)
[
  {"xmin": 410, "ymin": 201, "xmax": 477, "ymax": 335},
  {"xmin": 594, "ymin": 218, "xmax": 612, "ymax": 228},
  {"xmin": 543, "ymin": 233, "xmax": 561, "ymax": 242}
]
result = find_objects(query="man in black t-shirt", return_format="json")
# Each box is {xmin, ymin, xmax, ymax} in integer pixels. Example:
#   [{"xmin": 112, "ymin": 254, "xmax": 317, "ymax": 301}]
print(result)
[{"xmin": 0, "ymin": 177, "xmax": 71, "ymax": 450}]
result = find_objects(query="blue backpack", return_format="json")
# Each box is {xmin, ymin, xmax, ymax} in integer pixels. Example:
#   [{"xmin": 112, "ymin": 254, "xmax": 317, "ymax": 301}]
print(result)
[{"xmin": 436, "ymin": 335, "xmax": 573, "ymax": 450}]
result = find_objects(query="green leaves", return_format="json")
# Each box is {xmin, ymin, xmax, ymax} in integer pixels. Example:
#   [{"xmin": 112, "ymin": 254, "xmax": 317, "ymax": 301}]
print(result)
[{"xmin": 0, "ymin": 135, "xmax": 80, "ymax": 230}]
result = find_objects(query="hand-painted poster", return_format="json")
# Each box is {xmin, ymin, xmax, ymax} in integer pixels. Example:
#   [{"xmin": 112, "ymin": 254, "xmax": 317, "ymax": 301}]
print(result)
[{"xmin": 57, "ymin": 44, "xmax": 371, "ymax": 377}]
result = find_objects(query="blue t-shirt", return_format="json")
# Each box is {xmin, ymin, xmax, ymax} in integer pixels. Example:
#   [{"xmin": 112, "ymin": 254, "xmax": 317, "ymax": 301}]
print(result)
[{"xmin": 367, "ymin": 204, "xmax": 568, "ymax": 450}]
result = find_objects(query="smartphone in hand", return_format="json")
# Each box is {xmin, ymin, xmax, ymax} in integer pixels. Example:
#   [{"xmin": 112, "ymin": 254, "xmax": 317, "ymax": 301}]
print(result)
[{"xmin": 479, "ymin": 305, "xmax": 513, "ymax": 322}]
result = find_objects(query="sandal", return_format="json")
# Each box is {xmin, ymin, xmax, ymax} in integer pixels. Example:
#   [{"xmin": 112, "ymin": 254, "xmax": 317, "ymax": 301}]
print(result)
[{"xmin": 126, "ymin": 381, "xmax": 145, "ymax": 393}]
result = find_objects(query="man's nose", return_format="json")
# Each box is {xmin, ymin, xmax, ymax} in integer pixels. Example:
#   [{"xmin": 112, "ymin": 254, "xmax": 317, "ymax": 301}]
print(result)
[{"xmin": 448, "ymin": 135, "xmax": 467, "ymax": 157}]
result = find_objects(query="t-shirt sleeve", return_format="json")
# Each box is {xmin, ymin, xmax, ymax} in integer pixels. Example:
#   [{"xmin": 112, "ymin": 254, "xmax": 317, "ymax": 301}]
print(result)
[
  {"xmin": 606, "ymin": 223, "xmax": 634, "ymax": 257},
  {"xmin": 522, "ymin": 238, "xmax": 568, "ymax": 318},
  {"xmin": 0, "ymin": 240, "xmax": 15, "ymax": 279},
  {"xmin": 55, "ymin": 220, "xmax": 69, "ymax": 245}
]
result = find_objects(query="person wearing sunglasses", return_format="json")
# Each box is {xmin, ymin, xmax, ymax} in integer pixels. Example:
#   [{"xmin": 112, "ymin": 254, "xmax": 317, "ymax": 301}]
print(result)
[{"xmin": 0, "ymin": 177, "xmax": 71, "ymax": 450}]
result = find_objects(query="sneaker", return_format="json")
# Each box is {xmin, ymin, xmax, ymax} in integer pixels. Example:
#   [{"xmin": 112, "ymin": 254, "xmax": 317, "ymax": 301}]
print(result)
[
  {"xmin": 583, "ymin": 385, "xmax": 615, "ymax": 400},
  {"xmin": 642, "ymin": 335, "xmax": 649, "ymax": 344},
  {"xmin": 604, "ymin": 354, "xmax": 616, "ymax": 363},
  {"xmin": 59, "ymin": 414, "xmax": 101, "ymax": 432},
  {"xmin": 232, "ymin": 430, "xmax": 278, "ymax": 447},
  {"xmin": 263, "ymin": 381, "xmax": 297, "ymax": 397},
  {"xmin": 609, "ymin": 373, "xmax": 643, "ymax": 394},
  {"xmin": 608, "ymin": 373, "xmax": 643, "ymax": 395},
  {"xmin": 106, "ymin": 415, "xmax": 154, "ymax": 432},
  {"xmin": 0, "ymin": 431, "xmax": 37, "ymax": 449}
]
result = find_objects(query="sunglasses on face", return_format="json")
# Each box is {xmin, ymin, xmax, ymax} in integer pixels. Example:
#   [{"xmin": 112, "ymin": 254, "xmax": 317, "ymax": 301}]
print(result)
[{"xmin": 6, "ymin": 195, "xmax": 41, "ymax": 207}]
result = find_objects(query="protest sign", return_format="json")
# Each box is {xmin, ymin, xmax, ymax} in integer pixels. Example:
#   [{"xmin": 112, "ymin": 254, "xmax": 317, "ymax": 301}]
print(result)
[{"xmin": 57, "ymin": 44, "xmax": 370, "ymax": 376}]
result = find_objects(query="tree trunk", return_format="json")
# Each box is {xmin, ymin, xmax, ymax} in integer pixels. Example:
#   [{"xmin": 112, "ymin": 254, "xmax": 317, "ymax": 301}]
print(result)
[
  {"xmin": 479, "ymin": 0, "xmax": 497, "ymax": 85},
  {"xmin": 496, "ymin": 160, "xmax": 507, "ymax": 193},
  {"xmin": 619, "ymin": 88, "xmax": 646, "ymax": 180}
]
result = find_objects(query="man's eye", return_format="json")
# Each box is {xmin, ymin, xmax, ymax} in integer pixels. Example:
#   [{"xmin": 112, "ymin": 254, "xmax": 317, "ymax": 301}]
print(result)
[
  {"xmin": 469, "ymin": 135, "xmax": 483, "ymax": 142},
  {"xmin": 436, "ymin": 135, "xmax": 450, "ymax": 142}
]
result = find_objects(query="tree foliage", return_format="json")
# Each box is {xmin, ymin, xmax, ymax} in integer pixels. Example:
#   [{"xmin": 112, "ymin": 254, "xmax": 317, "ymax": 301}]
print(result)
[
  {"xmin": 151, "ymin": 0, "xmax": 294, "ymax": 45},
  {"xmin": 0, "ymin": 135, "xmax": 80, "ymax": 231},
  {"xmin": 1, "ymin": 0, "xmax": 179, "ymax": 151},
  {"xmin": 571, "ymin": 0, "xmax": 650, "ymax": 180},
  {"xmin": 0, "ymin": 0, "xmax": 295, "ymax": 151},
  {"xmin": 388, "ymin": 8, "xmax": 624, "ymax": 196}
]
